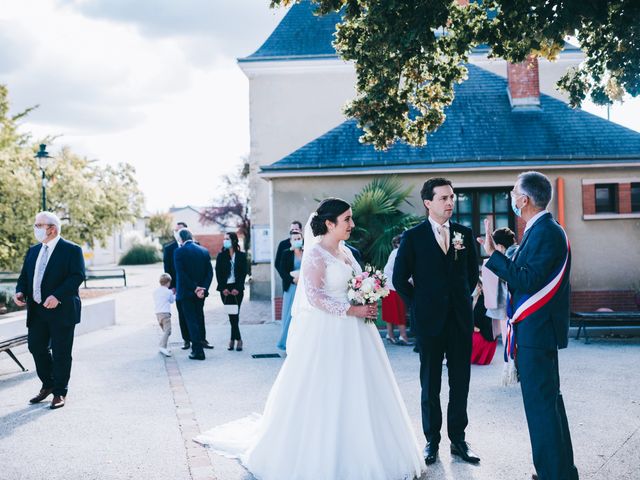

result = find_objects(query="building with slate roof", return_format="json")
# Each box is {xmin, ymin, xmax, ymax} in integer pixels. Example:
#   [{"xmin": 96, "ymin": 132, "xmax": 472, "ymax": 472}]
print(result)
[{"xmin": 239, "ymin": 1, "xmax": 640, "ymax": 316}]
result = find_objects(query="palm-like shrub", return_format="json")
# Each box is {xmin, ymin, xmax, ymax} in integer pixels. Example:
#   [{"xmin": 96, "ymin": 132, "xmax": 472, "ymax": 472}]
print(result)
[{"xmin": 350, "ymin": 177, "xmax": 422, "ymax": 268}]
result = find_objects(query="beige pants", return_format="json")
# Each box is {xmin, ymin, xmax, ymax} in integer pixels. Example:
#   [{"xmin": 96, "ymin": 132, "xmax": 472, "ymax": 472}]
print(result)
[{"xmin": 156, "ymin": 312, "xmax": 172, "ymax": 348}]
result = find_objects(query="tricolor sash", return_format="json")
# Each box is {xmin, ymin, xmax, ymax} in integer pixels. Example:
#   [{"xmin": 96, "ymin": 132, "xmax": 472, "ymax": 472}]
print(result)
[{"xmin": 504, "ymin": 228, "xmax": 570, "ymax": 360}]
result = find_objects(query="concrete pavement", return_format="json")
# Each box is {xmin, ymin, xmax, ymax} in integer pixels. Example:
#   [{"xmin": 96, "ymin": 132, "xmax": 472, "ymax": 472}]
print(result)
[{"xmin": 1, "ymin": 263, "xmax": 639, "ymax": 480}]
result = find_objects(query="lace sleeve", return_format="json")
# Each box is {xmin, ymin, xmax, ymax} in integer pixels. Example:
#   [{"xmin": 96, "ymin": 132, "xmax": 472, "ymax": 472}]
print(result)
[{"xmin": 302, "ymin": 247, "xmax": 350, "ymax": 316}]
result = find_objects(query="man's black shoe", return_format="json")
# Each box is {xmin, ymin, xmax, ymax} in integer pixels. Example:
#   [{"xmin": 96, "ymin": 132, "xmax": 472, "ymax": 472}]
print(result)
[
  {"xmin": 181, "ymin": 341, "xmax": 191, "ymax": 350},
  {"xmin": 202, "ymin": 340, "xmax": 214, "ymax": 350},
  {"xmin": 450, "ymin": 441, "xmax": 480, "ymax": 463},
  {"xmin": 423, "ymin": 442, "xmax": 439, "ymax": 465},
  {"xmin": 188, "ymin": 353, "xmax": 205, "ymax": 360}
]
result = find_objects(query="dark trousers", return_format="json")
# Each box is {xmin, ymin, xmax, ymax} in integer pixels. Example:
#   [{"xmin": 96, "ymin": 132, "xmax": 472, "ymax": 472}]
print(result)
[
  {"xmin": 175, "ymin": 299, "xmax": 190, "ymax": 343},
  {"xmin": 220, "ymin": 289, "xmax": 244, "ymax": 341},
  {"xmin": 417, "ymin": 311, "xmax": 472, "ymax": 444},
  {"xmin": 27, "ymin": 307, "xmax": 76, "ymax": 397},
  {"xmin": 518, "ymin": 347, "xmax": 579, "ymax": 480},
  {"xmin": 181, "ymin": 297, "xmax": 205, "ymax": 356}
]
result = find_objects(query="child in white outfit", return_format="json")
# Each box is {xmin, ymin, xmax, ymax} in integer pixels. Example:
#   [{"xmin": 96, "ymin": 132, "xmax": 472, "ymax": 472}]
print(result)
[{"xmin": 154, "ymin": 273, "xmax": 175, "ymax": 357}]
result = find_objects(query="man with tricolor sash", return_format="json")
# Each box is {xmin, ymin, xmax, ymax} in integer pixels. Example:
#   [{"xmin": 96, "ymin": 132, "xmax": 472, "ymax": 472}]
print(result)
[{"xmin": 479, "ymin": 171, "xmax": 579, "ymax": 480}]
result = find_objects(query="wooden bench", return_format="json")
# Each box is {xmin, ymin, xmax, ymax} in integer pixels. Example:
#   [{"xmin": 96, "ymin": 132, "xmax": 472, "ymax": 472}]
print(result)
[
  {"xmin": 0, "ymin": 334, "xmax": 28, "ymax": 372},
  {"xmin": 571, "ymin": 311, "xmax": 640, "ymax": 343},
  {"xmin": 83, "ymin": 268, "xmax": 127, "ymax": 288}
]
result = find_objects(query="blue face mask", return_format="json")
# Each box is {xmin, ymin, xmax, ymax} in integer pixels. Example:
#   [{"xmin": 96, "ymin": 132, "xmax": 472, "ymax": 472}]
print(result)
[
  {"xmin": 292, "ymin": 240, "xmax": 303, "ymax": 249},
  {"xmin": 511, "ymin": 195, "xmax": 522, "ymax": 217},
  {"xmin": 223, "ymin": 239, "xmax": 232, "ymax": 249}
]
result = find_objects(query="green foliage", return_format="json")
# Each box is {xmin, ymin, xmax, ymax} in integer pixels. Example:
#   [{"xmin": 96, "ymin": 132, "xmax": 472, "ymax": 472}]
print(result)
[
  {"xmin": 148, "ymin": 212, "xmax": 174, "ymax": 244},
  {"xmin": 0, "ymin": 84, "xmax": 144, "ymax": 270},
  {"xmin": 350, "ymin": 176, "xmax": 421, "ymax": 268},
  {"xmin": 119, "ymin": 244, "xmax": 161, "ymax": 265},
  {"xmin": 272, "ymin": 1, "xmax": 640, "ymax": 149}
]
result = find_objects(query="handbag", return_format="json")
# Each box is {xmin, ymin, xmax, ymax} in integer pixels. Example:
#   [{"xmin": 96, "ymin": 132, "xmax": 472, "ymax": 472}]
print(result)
[{"xmin": 223, "ymin": 295, "xmax": 239, "ymax": 315}]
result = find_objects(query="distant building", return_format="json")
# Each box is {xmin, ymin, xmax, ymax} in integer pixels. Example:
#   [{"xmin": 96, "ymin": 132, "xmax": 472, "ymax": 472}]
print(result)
[{"xmin": 239, "ymin": 1, "xmax": 640, "ymax": 317}]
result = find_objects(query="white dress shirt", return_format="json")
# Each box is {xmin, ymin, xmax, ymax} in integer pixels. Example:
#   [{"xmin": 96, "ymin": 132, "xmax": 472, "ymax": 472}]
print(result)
[
  {"xmin": 428, "ymin": 216, "xmax": 450, "ymax": 251},
  {"xmin": 525, "ymin": 210, "xmax": 549, "ymax": 232},
  {"xmin": 383, "ymin": 248, "xmax": 398, "ymax": 291},
  {"xmin": 33, "ymin": 234, "xmax": 61, "ymax": 301}
]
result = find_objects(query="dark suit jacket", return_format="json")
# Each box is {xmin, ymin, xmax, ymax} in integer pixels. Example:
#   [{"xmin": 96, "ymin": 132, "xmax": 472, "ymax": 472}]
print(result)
[
  {"xmin": 473, "ymin": 293, "xmax": 495, "ymax": 342},
  {"xmin": 16, "ymin": 238, "xmax": 85, "ymax": 328},
  {"xmin": 278, "ymin": 249, "xmax": 302, "ymax": 293},
  {"xmin": 393, "ymin": 220, "xmax": 479, "ymax": 338},
  {"xmin": 215, "ymin": 250, "xmax": 248, "ymax": 292},
  {"xmin": 162, "ymin": 240, "xmax": 178, "ymax": 289},
  {"xmin": 485, "ymin": 212, "xmax": 571, "ymax": 350},
  {"xmin": 174, "ymin": 240, "xmax": 213, "ymax": 301}
]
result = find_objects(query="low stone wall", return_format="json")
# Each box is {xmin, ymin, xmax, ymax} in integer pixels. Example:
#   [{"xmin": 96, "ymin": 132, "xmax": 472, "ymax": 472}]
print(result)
[{"xmin": 0, "ymin": 297, "xmax": 116, "ymax": 339}]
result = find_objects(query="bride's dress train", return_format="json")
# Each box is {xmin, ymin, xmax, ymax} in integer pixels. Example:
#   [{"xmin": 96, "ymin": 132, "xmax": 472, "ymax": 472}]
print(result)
[{"xmin": 195, "ymin": 244, "xmax": 423, "ymax": 480}]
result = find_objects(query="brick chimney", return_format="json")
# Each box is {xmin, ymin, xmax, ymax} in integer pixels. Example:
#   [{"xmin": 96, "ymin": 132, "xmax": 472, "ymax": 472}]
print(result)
[{"xmin": 507, "ymin": 55, "xmax": 541, "ymax": 109}]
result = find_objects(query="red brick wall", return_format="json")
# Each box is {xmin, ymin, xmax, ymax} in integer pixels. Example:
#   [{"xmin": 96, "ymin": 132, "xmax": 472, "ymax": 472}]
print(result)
[
  {"xmin": 571, "ymin": 290, "xmax": 638, "ymax": 312},
  {"xmin": 274, "ymin": 296, "xmax": 283, "ymax": 320},
  {"xmin": 507, "ymin": 56, "xmax": 540, "ymax": 102},
  {"xmin": 618, "ymin": 183, "xmax": 632, "ymax": 214},
  {"xmin": 194, "ymin": 234, "xmax": 224, "ymax": 257},
  {"xmin": 582, "ymin": 184, "xmax": 596, "ymax": 215}
]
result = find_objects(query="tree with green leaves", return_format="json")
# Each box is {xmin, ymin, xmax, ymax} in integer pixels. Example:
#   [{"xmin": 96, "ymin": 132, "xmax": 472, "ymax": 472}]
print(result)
[
  {"xmin": 148, "ymin": 212, "xmax": 174, "ymax": 245},
  {"xmin": 0, "ymin": 84, "xmax": 144, "ymax": 270},
  {"xmin": 272, "ymin": 1, "xmax": 640, "ymax": 149},
  {"xmin": 349, "ymin": 176, "xmax": 421, "ymax": 268}
]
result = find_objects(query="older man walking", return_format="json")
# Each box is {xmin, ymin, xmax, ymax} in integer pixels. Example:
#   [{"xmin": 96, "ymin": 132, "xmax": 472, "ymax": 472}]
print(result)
[
  {"xmin": 480, "ymin": 171, "xmax": 579, "ymax": 480},
  {"xmin": 14, "ymin": 212, "xmax": 85, "ymax": 409}
]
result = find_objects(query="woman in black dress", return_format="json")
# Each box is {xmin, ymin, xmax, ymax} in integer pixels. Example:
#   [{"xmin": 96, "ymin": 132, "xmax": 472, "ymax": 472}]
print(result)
[{"xmin": 215, "ymin": 232, "xmax": 248, "ymax": 351}]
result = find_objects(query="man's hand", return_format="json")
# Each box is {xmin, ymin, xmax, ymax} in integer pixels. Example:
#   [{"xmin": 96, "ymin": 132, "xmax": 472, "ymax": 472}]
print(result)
[
  {"xmin": 43, "ymin": 295, "xmax": 60, "ymax": 309},
  {"xmin": 230, "ymin": 289, "xmax": 239, "ymax": 296},
  {"xmin": 222, "ymin": 289, "xmax": 230, "ymax": 296},
  {"xmin": 13, "ymin": 292, "xmax": 26, "ymax": 307},
  {"xmin": 171, "ymin": 288, "xmax": 176, "ymax": 294},
  {"xmin": 477, "ymin": 218, "xmax": 497, "ymax": 256},
  {"xmin": 195, "ymin": 287, "xmax": 206, "ymax": 299}
]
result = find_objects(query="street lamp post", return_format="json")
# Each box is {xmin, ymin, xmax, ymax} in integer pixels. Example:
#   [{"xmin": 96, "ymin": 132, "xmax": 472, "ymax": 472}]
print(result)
[{"xmin": 35, "ymin": 144, "xmax": 52, "ymax": 211}]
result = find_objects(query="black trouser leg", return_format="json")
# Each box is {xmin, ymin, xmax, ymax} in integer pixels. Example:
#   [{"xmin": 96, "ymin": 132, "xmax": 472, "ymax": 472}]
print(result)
[
  {"xmin": 418, "ymin": 334, "xmax": 445, "ymax": 444},
  {"xmin": 518, "ymin": 347, "xmax": 578, "ymax": 480},
  {"xmin": 181, "ymin": 298, "xmax": 204, "ymax": 356},
  {"xmin": 221, "ymin": 291, "xmax": 243, "ymax": 341},
  {"xmin": 175, "ymin": 299, "xmax": 190, "ymax": 342},
  {"xmin": 445, "ymin": 320, "xmax": 472, "ymax": 443},
  {"xmin": 49, "ymin": 323, "xmax": 75, "ymax": 397},
  {"xmin": 28, "ymin": 316, "xmax": 54, "ymax": 391}
]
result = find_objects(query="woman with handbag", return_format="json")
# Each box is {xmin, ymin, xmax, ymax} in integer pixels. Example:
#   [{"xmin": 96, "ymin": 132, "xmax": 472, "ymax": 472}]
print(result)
[
  {"xmin": 216, "ymin": 232, "xmax": 248, "ymax": 351},
  {"xmin": 276, "ymin": 230, "xmax": 304, "ymax": 351}
]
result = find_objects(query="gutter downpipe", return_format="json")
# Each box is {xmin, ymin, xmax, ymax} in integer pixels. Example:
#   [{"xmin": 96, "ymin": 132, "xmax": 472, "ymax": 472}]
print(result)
[{"xmin": 557, "ymin": 177, "xmax": 565, "ymax": 228}]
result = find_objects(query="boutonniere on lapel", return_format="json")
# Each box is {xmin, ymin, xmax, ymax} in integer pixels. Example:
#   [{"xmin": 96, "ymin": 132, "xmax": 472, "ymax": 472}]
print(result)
[{"xmin": 452, "ymin": 231, "xmax": 465, "ymax": 260}]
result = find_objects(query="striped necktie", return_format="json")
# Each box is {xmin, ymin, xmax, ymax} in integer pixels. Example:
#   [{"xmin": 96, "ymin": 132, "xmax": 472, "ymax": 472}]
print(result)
[{"xmin": 33, "ymin": 244, "xmax": 49, "ymax": 304}]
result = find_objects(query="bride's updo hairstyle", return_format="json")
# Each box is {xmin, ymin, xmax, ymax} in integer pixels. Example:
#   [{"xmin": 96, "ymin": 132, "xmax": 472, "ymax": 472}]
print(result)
[{"xmin": 310, "ymin": 198, "xmax": 351, "ymax": 236}]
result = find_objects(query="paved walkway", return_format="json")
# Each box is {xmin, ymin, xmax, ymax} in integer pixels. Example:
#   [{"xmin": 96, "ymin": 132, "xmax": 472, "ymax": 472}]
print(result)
[{"xmin": 1, "ymin": 263, "xmax": 639, "ymax": 479}]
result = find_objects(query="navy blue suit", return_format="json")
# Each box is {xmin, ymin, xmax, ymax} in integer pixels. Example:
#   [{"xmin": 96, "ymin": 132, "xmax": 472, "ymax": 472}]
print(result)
[
  {"xmin": 16, "ymin": 238, "xmax": 85, "ymax": 396},
  {"xmin": 174, "ymin": 240, "xmax": 213, "ymax": 356},
  {"xmin": 486, "ymin": 212, "xmax": 578, "ymax": 480},
  {"xmin": 393, "ymin": 220, "xmax": 479, "ymax": 444}
]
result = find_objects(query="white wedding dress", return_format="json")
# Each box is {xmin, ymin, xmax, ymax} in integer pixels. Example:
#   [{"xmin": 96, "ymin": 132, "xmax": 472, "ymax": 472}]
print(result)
[{"xmin": 195, "ymin": 237, "xmax": 424, "ymax": 480}]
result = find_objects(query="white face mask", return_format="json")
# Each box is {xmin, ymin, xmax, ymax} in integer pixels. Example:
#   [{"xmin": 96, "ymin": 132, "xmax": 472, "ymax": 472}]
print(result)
[{"xmin": 34, "ymin": 226, "xmax": 48, "ymax": 243}]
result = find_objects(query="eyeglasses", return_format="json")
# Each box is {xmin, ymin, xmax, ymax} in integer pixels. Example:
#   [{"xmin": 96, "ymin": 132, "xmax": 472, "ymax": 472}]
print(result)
[{"xmin": 33, "ymin": 224, "xmax": 53, "ymax": 228}]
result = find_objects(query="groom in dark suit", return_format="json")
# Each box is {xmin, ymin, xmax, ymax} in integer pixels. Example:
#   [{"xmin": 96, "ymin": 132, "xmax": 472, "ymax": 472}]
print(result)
[
  {"xmin": 14, "ymin": 212, "xmax": 85, "ymax": 409},
  {"xmin": 481, "ymin": 171, "xmax": 578, "ymax": 480},
  {"xmin": 394, "ymin": 178, "xmax": 480, "ymax": 466}
]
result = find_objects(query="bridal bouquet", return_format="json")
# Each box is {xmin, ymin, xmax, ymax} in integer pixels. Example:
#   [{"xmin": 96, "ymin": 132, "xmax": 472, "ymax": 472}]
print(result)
[{"xmin": 347, "ymin": 265, "xmax": 390, "ymax": 323}]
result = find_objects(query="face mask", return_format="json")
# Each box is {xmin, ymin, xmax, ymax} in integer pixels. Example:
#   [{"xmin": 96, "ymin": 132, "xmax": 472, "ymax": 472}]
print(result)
[
  {"xmin": 223, "ymin": 240, "xmax": 232, "ymax": 249},
  {"xmin": 511, "ymin": 196, "xmax": 522, "ymax": 218},
  {"xmin": 34, "ymin": 226, "xmax": 48, "ymax": 243},
  {"xmin": 292, "ymin": 240, "xmax": 303, "ymax": 249}
]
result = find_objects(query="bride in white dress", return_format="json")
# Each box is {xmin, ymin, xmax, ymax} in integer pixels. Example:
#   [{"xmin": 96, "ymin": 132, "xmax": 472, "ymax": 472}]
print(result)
[{"xmin": 195, "ymin": 198, "xmax": 424, "ymax": 480}]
